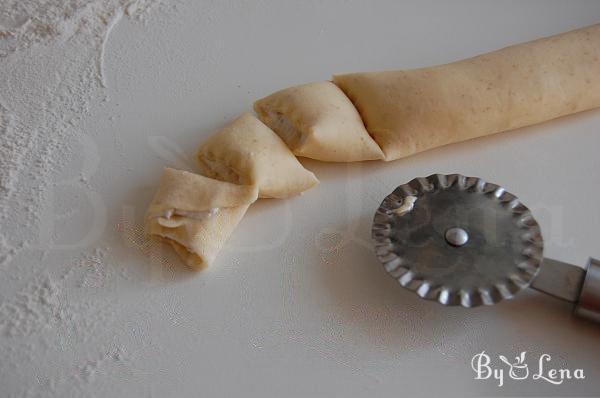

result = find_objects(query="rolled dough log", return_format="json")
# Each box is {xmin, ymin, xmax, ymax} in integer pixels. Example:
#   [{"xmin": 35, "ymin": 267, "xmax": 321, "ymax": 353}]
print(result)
[
  {"xmin": 254, "ymin": 81, "xmax": 384, "ymax": 162},
  {"xmin": 197, "ymin": 113, "xmax": 319, "ymax": 198},
  {"xmin": 333, "ymin": 24, "xmax": 600, "ymax": 160},
  {"xmin": 146, "ymin": 24, "xmax": 600, "ymax": 269},
  {"xmin": 145, "ymin": 168, "xmax": 258, "ymax": 269}
]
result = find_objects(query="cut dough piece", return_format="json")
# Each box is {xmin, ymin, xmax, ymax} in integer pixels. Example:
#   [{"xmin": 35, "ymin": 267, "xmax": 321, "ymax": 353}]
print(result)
[
  {"xmin": 254, "ymin": 81, "xmax": 384, "ymax": 162},
  {"xmin": 334, "ymin": 24, "xmax": 600, "ymax": 161},
  {"xmin": 145, "ymin": 168, "xmax": 258, "ymax": 269},
  {"xmin": 197, "ymin": 113, "xmax": 319, "ymax": 199}
]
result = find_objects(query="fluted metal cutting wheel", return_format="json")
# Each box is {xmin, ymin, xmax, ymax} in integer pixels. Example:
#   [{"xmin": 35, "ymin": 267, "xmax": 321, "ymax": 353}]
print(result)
[{"xmin": 371, "ymin": 174, "xmax": 544, "ymax": 307}]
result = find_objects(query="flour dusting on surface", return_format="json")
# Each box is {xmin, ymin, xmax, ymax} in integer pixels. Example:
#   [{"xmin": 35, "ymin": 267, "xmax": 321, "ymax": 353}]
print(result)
[
  {"xmin": 0, "ymin": 0, "xmax": 161, "ymax": 57},
  {"xmin": 0, "ymin": 275, "xmax": 63, "ymax": 337},
  {"xmin": 0, "ymin": 1, "xmax": 166, "ymax": 396}
]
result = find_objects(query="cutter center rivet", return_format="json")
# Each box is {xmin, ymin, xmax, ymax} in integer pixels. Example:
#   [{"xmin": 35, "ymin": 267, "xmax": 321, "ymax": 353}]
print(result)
[{"xmin": 445, "ymin": 227, "xmax": 469, "ymax": 247}]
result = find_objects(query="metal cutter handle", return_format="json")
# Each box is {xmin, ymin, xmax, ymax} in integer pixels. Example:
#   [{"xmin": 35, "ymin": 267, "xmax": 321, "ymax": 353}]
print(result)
[{"xmin": 574, "ymin": 258, "xmax": 600, "ymax": 323}]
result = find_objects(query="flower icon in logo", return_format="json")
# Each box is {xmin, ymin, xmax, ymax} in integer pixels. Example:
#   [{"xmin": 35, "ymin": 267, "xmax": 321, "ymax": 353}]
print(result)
[{"xmin": 499, "ymin": 351, "xmax": 529, "ymax": 380}]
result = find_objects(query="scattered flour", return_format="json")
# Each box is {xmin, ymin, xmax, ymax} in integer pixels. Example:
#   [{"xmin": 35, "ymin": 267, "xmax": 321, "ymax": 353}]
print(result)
[
  {"xmin": 78, "ymin": 345, "xmax": 129, "ymax": 383},
  {"xmin": 0, "ymin": 0, "xmax": 161, "ymax": 57},
  {"xmin": 0, "ymin": 249, "xmax": 119, "ymax": 339},
  {"xmin": 0, "ymin": 0, "xmax": 166, "ymax": 268},
  {"xmin": 0, "ymin": 275, "xmax": 64, "ymax": 337},
  {"xmin": 0, "ymin": 1, "xmax": 166, "ymax": 396}
]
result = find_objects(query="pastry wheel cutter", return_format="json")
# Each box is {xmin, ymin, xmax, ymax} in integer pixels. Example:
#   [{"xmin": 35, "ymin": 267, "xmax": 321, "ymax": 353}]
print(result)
[{"xmin": 371, "ymin": 174, "xmax": 600, "ymax": 323}]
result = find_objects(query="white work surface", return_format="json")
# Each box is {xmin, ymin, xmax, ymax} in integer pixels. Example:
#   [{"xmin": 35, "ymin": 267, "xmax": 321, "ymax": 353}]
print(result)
[{"xmin": 1, "ymin": 1, "xmax": 600, "ymax": 397}]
